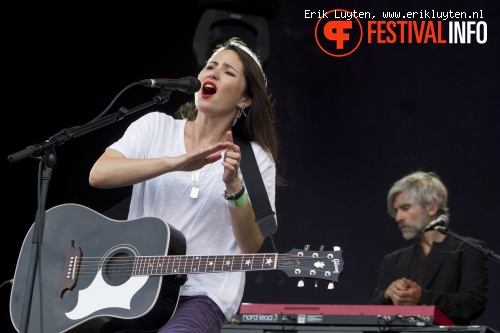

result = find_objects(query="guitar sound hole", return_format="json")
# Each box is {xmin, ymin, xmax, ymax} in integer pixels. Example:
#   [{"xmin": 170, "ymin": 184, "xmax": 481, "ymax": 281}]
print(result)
[{"xmin": 102, "ymin": 251, "xmax": 133, "ymax": 286}]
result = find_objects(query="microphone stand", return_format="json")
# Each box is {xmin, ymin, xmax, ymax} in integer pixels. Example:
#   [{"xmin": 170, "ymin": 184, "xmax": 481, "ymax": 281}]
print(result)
[
  {"xmin": 7, "ymin": 86, "xmax": 176, "ymax": 333},
  {"xmin": 435, "ymin": 226, "xmax": 500, "ymax": 264}
]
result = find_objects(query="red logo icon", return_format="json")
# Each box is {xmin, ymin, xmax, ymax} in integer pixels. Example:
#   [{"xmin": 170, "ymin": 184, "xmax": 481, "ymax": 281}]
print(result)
[{"xmin": 315, "ymin": 9, "xmax": 363, "ymax": 57}]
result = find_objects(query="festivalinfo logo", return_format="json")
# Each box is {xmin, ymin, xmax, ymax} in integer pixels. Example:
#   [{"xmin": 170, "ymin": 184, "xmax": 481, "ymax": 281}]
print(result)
[{"xmin": 311, "ymin": 8, "xmax": 488, "ymax": 57}]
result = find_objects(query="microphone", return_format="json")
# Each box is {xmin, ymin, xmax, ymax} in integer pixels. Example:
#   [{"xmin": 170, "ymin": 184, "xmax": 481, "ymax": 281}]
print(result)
[
  {"xmin": 140, "ymin": 76, "xmax": 201, "ymax": 93},
  {"xmin": 422, "ymin": 215, "xmax": 449, "ymax": 232}
]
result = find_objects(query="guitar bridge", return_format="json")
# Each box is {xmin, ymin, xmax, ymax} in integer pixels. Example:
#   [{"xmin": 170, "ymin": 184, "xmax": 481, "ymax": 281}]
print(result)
[{"xmin": 58, "ymin": 240, "xmax": 82, "ymax": 298}]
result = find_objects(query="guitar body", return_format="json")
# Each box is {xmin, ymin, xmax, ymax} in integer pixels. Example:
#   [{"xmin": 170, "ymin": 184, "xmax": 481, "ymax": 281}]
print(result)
[
  {"xmin": 10, "ymin": 203, "xmax": 345, "ymax": 333},
  {"xmin": 10, "ymin": 203, "xmax": 186, "ymax": 333}
]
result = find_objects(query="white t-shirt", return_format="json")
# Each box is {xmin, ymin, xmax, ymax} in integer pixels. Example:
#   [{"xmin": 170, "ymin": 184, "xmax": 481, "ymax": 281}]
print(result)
[{"xmin": 107, "ymin": 111, "xmax": 277, "ymax": 320}]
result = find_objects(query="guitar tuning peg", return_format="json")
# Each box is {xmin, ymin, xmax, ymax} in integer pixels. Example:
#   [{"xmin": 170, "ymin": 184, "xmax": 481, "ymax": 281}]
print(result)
[
  {"xmin": 319, "ymin": 245, "xmax": 324, "ymax": 251},
  {"xmin": 334, "ymin": 246, "xmax": 341, "ymax": 251},
  {"xmin": 314, "ymin": 280, "xmax": 319, "ymax": 288},
  {"xmin": 328, "ymin": 282, "xmax": 335, "ymax": 290},
  {"xmin": 304, "ymin": 244, "xmax": 310, "ymax": 250},
  {"xmin": 297, "ymin": 279, "xmax": 304, "ymax": 287}
]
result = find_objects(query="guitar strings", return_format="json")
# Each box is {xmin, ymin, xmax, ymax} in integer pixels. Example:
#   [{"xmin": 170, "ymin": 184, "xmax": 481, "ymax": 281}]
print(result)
[{"xmin": 69, "ymin": 254, "xmax": 339, "ymax": 278}]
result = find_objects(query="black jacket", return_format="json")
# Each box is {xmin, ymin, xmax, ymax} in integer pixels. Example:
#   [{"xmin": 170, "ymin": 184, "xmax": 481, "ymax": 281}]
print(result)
[{"xmin": 369, "ymin": 235, "xmax": 489, "ymax": 325}]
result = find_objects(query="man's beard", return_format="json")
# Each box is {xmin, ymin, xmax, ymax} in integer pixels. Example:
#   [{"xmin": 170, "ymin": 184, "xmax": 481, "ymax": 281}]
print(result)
[
  {"xmin": 401, "ymin": 225, "xmax": 420, "ymax": 240},
  {"xmin": 401, "ymin": 218, "xmax": 431, "ymax": 240}
]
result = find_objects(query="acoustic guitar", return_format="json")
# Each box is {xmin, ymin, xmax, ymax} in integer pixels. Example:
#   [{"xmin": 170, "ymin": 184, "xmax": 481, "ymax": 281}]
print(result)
[{"xmin": 10, "ymin": 203, "xmax": 344, "ymax": 333}]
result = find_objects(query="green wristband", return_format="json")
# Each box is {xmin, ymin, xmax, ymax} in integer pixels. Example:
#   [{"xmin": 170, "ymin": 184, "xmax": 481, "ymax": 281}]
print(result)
[{"xmin": 228, "ymin": 190, "xmax": 248, "ymax": 208}]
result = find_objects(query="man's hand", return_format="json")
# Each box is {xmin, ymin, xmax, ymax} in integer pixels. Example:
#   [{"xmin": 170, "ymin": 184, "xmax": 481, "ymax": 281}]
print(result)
[{"xmin": 384, "ymin": 277, "xmax": 422, "ymax": 305}]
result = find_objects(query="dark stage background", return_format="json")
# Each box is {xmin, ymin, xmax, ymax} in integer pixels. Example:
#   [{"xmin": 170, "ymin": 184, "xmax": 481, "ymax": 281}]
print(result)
[{"xmin": 2, "ymin": 1, "xmax": 499, "ymax": 332}]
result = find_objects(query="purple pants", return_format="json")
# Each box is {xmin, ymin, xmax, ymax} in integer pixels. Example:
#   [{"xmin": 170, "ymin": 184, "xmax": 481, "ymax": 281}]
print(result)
[{"xmin": 99, "ymin": 295, "xmax": 226, "ymax": 333}]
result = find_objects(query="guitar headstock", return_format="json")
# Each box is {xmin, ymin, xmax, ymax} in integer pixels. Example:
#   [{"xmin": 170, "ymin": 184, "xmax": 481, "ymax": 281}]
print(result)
[{"xmin": 277, "ymin": 245, "xmax": 344, "ymax": 289}]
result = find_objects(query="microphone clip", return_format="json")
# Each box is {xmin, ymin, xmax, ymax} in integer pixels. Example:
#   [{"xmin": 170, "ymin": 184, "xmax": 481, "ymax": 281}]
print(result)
[{"xmin": 434, "ymin": 225, "xmax": 448, "ymax": 234}]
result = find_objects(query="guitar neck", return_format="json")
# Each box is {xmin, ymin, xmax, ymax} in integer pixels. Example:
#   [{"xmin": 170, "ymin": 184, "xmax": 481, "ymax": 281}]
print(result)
[{"xmin": 133, "ymin": 253, "xmax": 279, "ymax": 276}]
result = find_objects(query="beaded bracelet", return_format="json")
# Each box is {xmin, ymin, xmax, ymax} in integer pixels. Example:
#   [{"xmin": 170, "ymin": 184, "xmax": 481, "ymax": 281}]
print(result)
[
  {"xmin": 223, "ymin": 184, "xmax": 245, "ymax": 200},
  {"xmin": 227, "ymin": 190, "xmax": 248, "ymax": 208}
]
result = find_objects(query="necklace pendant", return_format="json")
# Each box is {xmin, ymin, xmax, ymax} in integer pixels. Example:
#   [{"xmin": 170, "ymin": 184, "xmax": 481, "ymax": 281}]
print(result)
[
  {"xmin": 192, "ymin": 170, "xmax": 199, "ymax": 182},
  {"xmin": 190, "ymin": 186, "xmax": 200, "ymax": 198}
]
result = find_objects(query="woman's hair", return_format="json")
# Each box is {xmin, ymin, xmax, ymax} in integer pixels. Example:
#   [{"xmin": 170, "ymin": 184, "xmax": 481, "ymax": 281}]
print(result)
[
  {"xmin": 387, "ymin": 171, "xmax": 449, "ymax": 220},
  {"xmin": 177, "ymin": 37, "xmax": 283, "ymax": 184}
]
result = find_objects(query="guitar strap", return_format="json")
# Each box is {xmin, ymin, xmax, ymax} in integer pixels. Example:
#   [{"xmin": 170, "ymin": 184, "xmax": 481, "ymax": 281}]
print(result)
[{"xmin": 233, "ymin": 135, "xmax": 277, "ymax": 237}]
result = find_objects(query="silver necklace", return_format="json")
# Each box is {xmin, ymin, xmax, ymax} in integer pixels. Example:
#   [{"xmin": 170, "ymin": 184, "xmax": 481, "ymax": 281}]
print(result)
[{"xmin": 190, "ymin": 121, "xmax": 221, "ymax": 199}]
